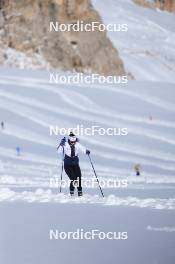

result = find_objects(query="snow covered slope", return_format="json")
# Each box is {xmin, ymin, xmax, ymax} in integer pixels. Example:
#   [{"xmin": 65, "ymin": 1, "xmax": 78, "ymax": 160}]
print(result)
[
  {"xmin": 92, "ymin": 0, "xmax": 175, "ymax": 81},
  {"xmin": 1, "ymin": 2, "xmax": 175, "ymax": 263},
  {"xmin": 0, "ymin": 68, "xmax": 175, "ymax": 208}
]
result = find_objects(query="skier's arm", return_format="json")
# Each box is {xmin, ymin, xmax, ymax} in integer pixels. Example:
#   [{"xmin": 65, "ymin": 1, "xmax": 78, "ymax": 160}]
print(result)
[
  {"xmin": 77, "ymin": 142, "xmax": 90, "ymax": 155},
  {"xmin": 57, "ymin": 145, "xmax": 64, "ymax": 154},
  {"xmin": 57, "ymin": 137, "xmax": 66, "ymax": 153}
]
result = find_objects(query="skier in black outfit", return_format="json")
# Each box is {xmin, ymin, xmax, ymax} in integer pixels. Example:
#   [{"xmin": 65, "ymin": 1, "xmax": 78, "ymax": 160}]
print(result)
[{"xmin": 58, "ymin": 132, "xmax": 90, "ymax": 196}]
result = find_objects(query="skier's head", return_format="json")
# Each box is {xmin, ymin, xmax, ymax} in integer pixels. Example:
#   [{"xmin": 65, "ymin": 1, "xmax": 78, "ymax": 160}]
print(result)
[{"xmin": 68, "ymin": 132, "xmax": 77, "ymax": 144}]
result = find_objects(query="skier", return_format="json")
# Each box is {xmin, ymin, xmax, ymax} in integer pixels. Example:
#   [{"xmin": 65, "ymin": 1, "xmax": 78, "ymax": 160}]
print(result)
[
  {"xmin": 57, "ymin": 132, "xmax": 90, "ymax": 196},
  {"xmin": 16, "ymin": 146, "xmax": 21, "ymax": 156},
  {"xmin": 1, "ymin": 121, "xmax": 4, "ymax": 130},
  {"xmin": 134, "ymin": 164, "xmax": 141, "ymax": 176}
]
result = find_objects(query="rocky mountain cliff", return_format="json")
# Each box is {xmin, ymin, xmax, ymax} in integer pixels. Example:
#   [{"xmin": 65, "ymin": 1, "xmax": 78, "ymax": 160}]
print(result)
[{"xmin": 0, "ymin": 0, "xmax": 126, "ymax": 76}]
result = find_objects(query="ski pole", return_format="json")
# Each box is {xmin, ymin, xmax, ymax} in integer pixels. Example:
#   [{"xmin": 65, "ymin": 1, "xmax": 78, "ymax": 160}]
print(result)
[
  {"xmin": 57, "ymin": 137, "xmax": 66, "ymax": 193},
  {"xmin": 57, "ymin": 137, "xmax": 66, "ymax": 150},
  {"xmin": 88, "ymin": 154, "xmax": 104, "ymax": 198},
  {"xmin": 60, "ymin": 146, "xmax": 65, "ymax": 193},
  {"xmin": 57, "ymin": 144, "xmax": 61, "ymax": 150}
]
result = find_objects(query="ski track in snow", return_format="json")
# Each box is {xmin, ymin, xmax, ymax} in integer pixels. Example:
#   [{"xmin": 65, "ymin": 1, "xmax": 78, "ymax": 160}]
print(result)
[
  {"xmin": 1, "ymin": 77, "xmax": 175, "ymax": 152},
  {"xmin": 0, "ymin": 77, "xmax": 175, "ymax": 164}
]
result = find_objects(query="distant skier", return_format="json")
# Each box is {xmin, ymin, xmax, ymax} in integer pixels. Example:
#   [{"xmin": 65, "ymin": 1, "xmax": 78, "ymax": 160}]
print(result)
[
  {"xmin": 1, "ymin": 121, "xmax": 4, "ymax": 130},
  {"xmin": 134, "ymin": 164, "xmax": 141, "ymax": 176},
  {"xmin": 57, "ymin": 132, "xmax": 90, "ymax": 197},
  {"xmin": 16, "ymin": 146, "xmax": 21, "ymax": 156}
]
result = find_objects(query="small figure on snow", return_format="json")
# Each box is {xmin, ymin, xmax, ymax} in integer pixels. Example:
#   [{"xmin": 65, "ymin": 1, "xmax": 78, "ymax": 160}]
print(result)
[
  {"xmin": 57, "ymin": 132, "xmax": 90, "ymax": 197},
  {"xmin": 16, "ymin": 146, "xmax": 21, "ymax": 156},
  {"xmin": 1, "ymin": 121, "xmax": 4, "ymax": 130},
  {"xmin": 134, "ymin": 164, "xmax": 141, "ymax": 176}
]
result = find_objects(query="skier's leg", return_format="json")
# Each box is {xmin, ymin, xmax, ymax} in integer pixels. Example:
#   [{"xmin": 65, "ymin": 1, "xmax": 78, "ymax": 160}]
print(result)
[
  {"xmin": 64, "ymin": 165, "xmax": 75, "ymax": 195},
  {"xmin": 74, "ymin": 165, "xmax": 82, "ymax": 196}
]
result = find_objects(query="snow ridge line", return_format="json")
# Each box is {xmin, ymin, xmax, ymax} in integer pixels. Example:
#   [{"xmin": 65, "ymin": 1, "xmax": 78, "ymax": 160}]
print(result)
[{"xmin": 0, "ymin": 188, "xmax": 175, "ymax": 210}]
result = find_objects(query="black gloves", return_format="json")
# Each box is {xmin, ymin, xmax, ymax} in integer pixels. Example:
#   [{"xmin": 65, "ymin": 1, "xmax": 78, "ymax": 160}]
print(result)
[{"xmin": 86, "ymin": 149, "xmax": 90, "ymax": 155}]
